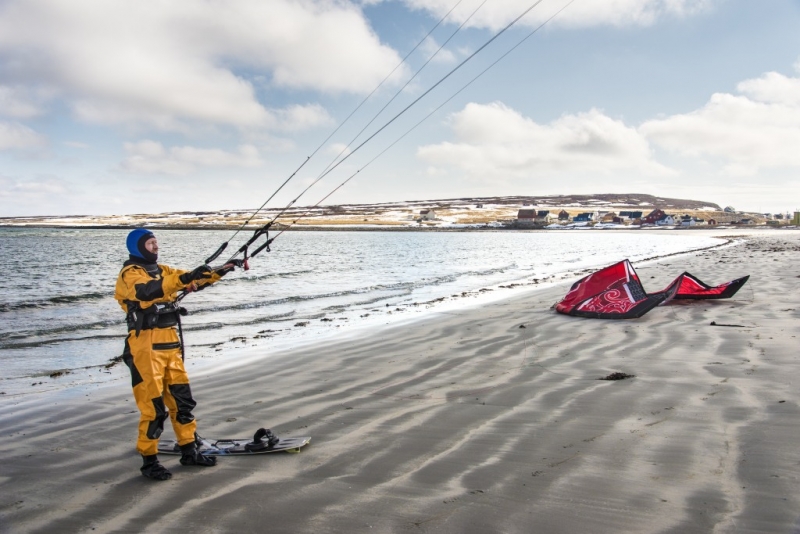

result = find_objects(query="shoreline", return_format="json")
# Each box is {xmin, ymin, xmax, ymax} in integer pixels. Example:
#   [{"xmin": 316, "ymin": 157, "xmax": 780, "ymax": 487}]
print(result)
[
  {"xmin": 1, "ymin": 232, "xmax": 739, "ymax": 399},
  {"xmin": 2, "ymin": 232, "xmax": 799, "ymax": 532},
  {"xmin": 1, "ymin": 223, "xmax": 796, "ymax": 232}
]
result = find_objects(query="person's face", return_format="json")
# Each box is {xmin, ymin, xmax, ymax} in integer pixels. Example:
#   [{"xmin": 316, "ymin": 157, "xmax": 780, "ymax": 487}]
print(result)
[{"xmin": 144, "ymin": 237, "xmax": 158, "ymax": 255}]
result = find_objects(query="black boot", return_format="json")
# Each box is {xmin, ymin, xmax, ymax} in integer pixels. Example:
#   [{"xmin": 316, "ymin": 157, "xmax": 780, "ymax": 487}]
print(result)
[
  {"xmin": 141, "ymin": 454, "xmax": 172, "ymax": 480},
  {"xmin": 179, "ymin": 442, "xmax": 217, "ymax": 467}
]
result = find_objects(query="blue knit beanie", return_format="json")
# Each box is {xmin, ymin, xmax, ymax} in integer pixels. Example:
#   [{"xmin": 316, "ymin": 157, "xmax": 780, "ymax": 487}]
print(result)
[{"xmin": 126, "ymin": 228, "xmax": 156, "ymax": 260}]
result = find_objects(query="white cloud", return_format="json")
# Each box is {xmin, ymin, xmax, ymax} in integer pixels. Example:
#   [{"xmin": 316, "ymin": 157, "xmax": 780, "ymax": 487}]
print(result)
[
  {"xmin": 63, "ymin": 141, "xmax": 90, "ymax": 149},
  {"xmin": 640, "ymin": 71, "xmax": 800, "ymax": 175},
  {"xmin": 327, "ymin": 143, "xmax": 353, "ymax": 158},
  {"xmin": 417, "ymin": 102, "xmax": 671, "ymax": 178},
  {"xmin": 273, "ymin": 104, "xmax": 334, "ymax": 132},
  {"xmin": 402, "ymin": 0, "xmax": 713, "ymax": 31},
  {"xmin": 0, "ymin": 121, "xmax": 47, "ymax": 150},
  {"xmin": 0, "ymin": 0, "xmax": 404, "ymax": 131},
  {"xmin": 0, "ymin": 85, "xmax": 51, "ymax": 119},
  {"xmin": 420, "ymin": 37, "xmax": 457, "ymax": 64},
  {"xmin": 10, "ymin": 177, "xmax": 67, "ymax": 194},
  {"xmin": 0, "ymin": 175, "xmax": 70, "ymax": 202},
  {"xmin": 258, "ymin": 136, "xmax": 297, "ymax": 154},
  {"xmin": 736, "ymin": 72, "xmax": 800, "ymax": 106},
  {"xmin": 426, "ymin": 165, "xmax": 448, "ymax": 176},
  {"xmin": 419, "ymin": 68, "xmax": 800, "ymax": 207},
  {"xmin": 0, "ymin": 173, "xmax": 114, "ymax": 216},
  {"xmin": 120, "ymin": 140, "xmax": 263, "ymax": 175}
]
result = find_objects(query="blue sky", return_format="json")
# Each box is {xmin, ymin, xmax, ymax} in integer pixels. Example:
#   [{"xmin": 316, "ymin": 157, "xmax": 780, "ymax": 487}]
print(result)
[{"xmin": 1, "ymin": 0, "xmax": 799, "ymax": 216}]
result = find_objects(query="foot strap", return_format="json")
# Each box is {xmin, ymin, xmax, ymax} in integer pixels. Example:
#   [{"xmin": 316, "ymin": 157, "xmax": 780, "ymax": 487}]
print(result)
[{"xmin": 245, "ymin": 428, "xmax": 280, "ymax": 452}]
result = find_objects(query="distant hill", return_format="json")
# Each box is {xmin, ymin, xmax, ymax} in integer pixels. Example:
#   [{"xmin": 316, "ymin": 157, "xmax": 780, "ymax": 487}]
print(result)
[
  {"xmin": 327, "ymin": 194, "xmax": 721, "ymax": 212},
  {"xmin": 4, "ymin": 194, "xmax": 761, "ymax": 229}
]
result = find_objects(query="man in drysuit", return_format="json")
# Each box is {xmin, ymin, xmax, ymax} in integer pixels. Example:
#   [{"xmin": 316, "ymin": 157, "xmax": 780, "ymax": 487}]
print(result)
[{"xmin": 115, "ymin": 228, "xmax": 237, "ymax": 480}]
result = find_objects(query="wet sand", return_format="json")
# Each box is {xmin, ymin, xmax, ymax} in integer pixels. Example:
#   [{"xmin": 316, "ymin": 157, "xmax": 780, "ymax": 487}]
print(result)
[{"xmin": 1, "ymin": 232, "xmax": 799, "ymax": 533}]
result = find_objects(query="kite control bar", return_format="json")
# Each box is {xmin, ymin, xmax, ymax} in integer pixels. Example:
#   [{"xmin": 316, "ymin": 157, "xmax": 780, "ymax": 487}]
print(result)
[
  {"xmin": 202, "ymin": 222, "xmax": 274, "ymax": 271},
  {"xmin": 232, "ymin": 222, "xmax": 274, "ymax": 270}
]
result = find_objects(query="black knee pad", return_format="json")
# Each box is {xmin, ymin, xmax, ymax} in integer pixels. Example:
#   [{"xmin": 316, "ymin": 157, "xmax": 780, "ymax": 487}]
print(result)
[
  {"xmin": 146, "ymin": 397, "xmax": 168, "ymax": 439},
  {"xmin": 168, "ymin": 383, "xmax": 197, "ymax": 425}
]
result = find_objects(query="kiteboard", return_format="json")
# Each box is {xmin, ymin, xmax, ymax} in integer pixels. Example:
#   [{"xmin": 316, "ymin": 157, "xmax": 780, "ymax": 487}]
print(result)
[{"xmin": 158, "ymin": 428, "xmax": 311, "ymax": 456}]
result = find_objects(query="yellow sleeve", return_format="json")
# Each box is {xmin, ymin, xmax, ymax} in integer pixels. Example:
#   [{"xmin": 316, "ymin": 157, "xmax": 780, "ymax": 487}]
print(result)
[{"xmin": 114, "ymin": 264, "xmax": 189, "ymax": 311}]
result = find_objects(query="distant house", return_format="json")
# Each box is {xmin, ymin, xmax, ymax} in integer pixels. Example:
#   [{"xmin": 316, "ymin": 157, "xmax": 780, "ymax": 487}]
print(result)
[
  {"xmin": 618, "ymin": 211, "xmax": 643, "ymax": 220},
  {"xmin": 516, "ymin": 209, "xmax": 537, "ymax": 225},
  {"xmin": 517, "ymin": 209, "xmax": 536, "ymax": 220},
  {"xmin": 536, "ymin": 210, "xmax": 556, "ymax": 223},
  {"xmin": 724, "ymin": 206, "xmax": 736, "ymax": 213},
  {"xmin": 573, "ymin": 212, "xmax": 594, "ymax": 222},
  {"xmin": 600, "ymin": 212, "xmax": 617, "ymax": 223},
  {"xmin": 655, "ymin": 214, "xmax": 676, "ymax": 226},
  {"xmin": 558, "ymin": 210, "xmax": 570, "ymax": 221},
  {"xmin": 644, "ymin": 209, "xmax": 667, "ymax": 225},
  {"xmin": 680, "ymin": 217, "xmax": 696, "ymax": 227},
  {"xmin": 517, "ymin": 209, "xmax": 555, "ymax": 225},
  {"xmin": 738, "ymin": 218, "xmax": 755, "ymax": 225},
  {"xmin": 475, "ymin": 204, "xmax": 483, "ymax": 208},
  {"xmin": 707, "ymin": 218, "xmax": 717, "ymax": 226},
  {"xmin": 419, "ymin": 209, "xmax": 436, "ymax": 221}
]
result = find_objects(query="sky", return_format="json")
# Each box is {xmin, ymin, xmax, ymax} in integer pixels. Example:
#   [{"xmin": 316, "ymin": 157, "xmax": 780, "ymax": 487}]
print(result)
[{"xmin": 1, "ymin": 0, "xmax": 799, "ymax": 217}]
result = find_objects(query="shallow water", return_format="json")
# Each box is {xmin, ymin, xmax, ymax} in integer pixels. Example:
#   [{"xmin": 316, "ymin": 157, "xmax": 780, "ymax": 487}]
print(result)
[{"xmin": 0, "ymin": 228, "xmax": 723, "ymax": 395}]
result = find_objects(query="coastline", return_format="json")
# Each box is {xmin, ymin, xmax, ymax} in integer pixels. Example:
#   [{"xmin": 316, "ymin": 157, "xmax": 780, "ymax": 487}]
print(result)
[
  {"xmin": 1, "ymin": 230, "xmax": 737, "ymax": 398},
  {"xmin": 1, "ymin": 231, "xmax": 799, "ymax": 532},
  {"xmin": 1, "ymin": 223, "xmax": 795, "ymax": 232},
  {"xmin": 0, "ymin": 193, "xmax": 791, "ymax": 230}
]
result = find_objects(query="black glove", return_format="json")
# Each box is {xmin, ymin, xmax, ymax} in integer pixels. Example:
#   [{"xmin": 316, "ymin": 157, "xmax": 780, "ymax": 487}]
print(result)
[
  {"xmin": 214, "ymin": 259, "xmax": 245, "ymax": 277},
  {"xmin": 215, "ymin": 266, "xmax": 234, "ymax": 277},
  {"xmin": 179, "ymin": 265, "xmax": 213, "ymax": 284}
]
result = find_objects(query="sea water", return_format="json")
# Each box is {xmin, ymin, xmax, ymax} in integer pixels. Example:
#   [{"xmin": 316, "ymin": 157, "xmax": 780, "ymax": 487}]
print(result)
[{"xmin": 0, "ymin": 228, "xmax": 724, "ymax": 396}]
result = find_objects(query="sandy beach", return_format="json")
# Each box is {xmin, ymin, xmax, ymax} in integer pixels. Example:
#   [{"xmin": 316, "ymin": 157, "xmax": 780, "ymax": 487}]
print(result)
[{"xmin": 1, "ymin": 231, "xmax": 799, "ymax": 533}]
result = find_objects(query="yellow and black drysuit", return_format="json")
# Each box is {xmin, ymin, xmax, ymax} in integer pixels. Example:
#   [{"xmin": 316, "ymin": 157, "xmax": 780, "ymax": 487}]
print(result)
[{"xmin": 115, "ymin": 257, "xmax": 223, "ymax": 458}]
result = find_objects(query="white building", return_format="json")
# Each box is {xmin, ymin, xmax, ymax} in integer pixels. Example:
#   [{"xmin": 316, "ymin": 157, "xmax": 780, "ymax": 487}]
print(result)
[{"xmin": 419, "ymin": 209, "xmax": 436, "ymax": 221}]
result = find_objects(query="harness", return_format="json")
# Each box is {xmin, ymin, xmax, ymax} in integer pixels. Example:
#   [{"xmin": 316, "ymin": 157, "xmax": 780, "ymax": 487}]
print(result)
[
  {"xmin": 125, "ymin": 301, "xmax": 186, "ymax": 335},
  {"xmin": 125, "ymin": 301, "xmax": 189, "ymax": 360}
]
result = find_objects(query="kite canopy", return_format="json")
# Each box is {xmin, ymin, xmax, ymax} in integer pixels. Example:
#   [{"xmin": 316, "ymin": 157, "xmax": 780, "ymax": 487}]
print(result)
[
  {"xmin": 654, "ymin": 272, "xmax": 751, "ymax": 300},
  {"xmin": 555, "ymin": 260, "xmax": 676, "ymax": 319},
  {"xmin": 556, "ymin": 260, "xmax": 749, "ymax": 319}
]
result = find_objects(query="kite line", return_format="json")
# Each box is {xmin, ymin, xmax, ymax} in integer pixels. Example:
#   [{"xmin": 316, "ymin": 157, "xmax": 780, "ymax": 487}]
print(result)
[{"xmin": 203, "ymin": 0, "xmax": 577, "ymax": 267}]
